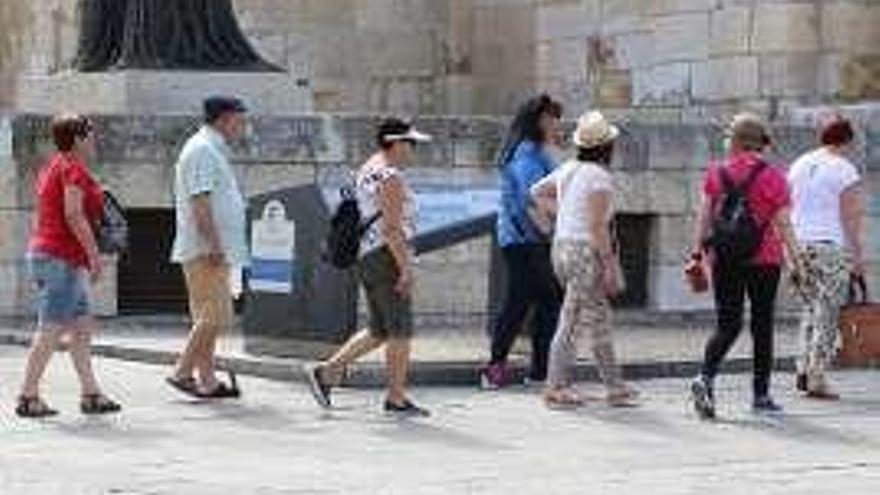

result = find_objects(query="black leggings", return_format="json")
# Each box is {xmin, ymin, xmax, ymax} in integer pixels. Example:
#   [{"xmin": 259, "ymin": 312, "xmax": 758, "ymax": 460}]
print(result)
[
  {"xmin": 490, "ymin": 244, "xmax": 562, "ymax": 380},
  {"xmin": 701, "ymin": 262, "xmax": 781, "ymax": 397}
]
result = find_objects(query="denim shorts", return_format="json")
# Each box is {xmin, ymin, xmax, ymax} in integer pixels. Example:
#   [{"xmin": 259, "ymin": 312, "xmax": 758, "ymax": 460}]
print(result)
[{"xmin": 28, "ymin": 252, "xmax": 90, "ymax": 325}]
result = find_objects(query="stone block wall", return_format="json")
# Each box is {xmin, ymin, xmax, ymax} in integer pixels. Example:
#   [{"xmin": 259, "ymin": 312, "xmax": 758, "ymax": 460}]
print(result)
[
  {"xmin": 6, "ymin": 0, "xmax": 879, "ymax": 117},
  {"xmin": 533, "ymin": 0, "xmax": 880, "ymax": 122},
  {"xmin": 0, "ymin": 0, "xmax": 37, "ymax": 108}
]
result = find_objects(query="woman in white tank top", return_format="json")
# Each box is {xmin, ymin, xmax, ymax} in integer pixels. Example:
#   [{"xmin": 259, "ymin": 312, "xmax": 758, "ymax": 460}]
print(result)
[{"xmin": 307, "ymin": 119, "xmax": 433, "ymax": 417}]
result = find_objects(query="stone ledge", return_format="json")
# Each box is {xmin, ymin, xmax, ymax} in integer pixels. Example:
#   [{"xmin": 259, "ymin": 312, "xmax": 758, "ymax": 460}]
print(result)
[{"xmin": 16, "ymin": 71, "xmax": 313, "ymax": 116}]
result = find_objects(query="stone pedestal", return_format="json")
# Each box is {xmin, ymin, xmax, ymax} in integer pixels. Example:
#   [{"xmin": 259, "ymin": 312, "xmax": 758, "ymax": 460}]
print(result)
[{"xmin": 16, "ymin": 71, "xmax": 312, "ymax": 115}]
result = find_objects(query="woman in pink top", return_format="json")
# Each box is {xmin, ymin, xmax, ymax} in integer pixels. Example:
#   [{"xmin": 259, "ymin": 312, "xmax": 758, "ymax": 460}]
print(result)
[{"xmin": 688, "ymin": 114, "xmax": 802, "ymax": 420}]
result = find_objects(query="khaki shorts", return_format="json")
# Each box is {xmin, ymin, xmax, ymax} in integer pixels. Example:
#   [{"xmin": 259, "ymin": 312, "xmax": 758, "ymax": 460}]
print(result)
[
  {"xmin": 183, "ymin": 258, "xmax": 234, "ymax": 334},
  {"xmin": 357, "ymin": 248, "xmax": 414, "ymax": 339}
]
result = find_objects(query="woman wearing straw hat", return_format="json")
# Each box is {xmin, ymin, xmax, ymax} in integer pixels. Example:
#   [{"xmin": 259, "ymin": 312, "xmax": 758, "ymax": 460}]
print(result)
[{"xmin": 530, "ymin": 111, "xmax": 638, "ymax": 408}]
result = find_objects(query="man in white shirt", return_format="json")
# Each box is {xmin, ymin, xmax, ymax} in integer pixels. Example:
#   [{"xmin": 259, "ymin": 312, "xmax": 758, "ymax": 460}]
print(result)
[{"xmin": 167, "ymin": 96, "xmax": 250, "ymax": 399}]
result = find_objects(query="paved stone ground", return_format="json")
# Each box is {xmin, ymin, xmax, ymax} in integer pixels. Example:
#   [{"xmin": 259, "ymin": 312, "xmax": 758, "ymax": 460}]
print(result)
[
  {"xmin": 0, "ymin": 314, "xmax": 801, "ymax": 364},
  {"xmin": 2, "ymin": 346, "xmax": 880, "ymax": 494}
]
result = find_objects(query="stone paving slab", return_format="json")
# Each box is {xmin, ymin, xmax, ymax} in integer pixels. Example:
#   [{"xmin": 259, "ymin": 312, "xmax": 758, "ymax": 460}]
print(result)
[{"xmin": 1, "ymin": 346, "xmax": 879, "ymax": 494}]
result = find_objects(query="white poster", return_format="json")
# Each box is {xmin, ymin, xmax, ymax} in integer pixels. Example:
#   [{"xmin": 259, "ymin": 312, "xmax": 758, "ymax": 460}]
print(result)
[{"xmin": 250, "ymin": 200, "xmax": 296, "ymax": 294}]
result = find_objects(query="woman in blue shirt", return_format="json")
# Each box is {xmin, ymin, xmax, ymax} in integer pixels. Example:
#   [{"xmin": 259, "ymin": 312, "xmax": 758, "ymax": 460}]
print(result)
[{"xmin": 481, "ymin": 94, "xmax": 564, "ymax": 389}]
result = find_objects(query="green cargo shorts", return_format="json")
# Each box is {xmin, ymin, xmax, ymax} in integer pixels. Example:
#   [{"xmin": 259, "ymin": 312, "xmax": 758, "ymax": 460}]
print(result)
[{"xmin": 357, "ymin": 248, "xmax": 414, "ymax": 339}]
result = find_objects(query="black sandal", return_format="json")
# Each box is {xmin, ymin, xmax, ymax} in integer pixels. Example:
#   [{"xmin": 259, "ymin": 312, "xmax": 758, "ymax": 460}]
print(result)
[
  {"xmin": 80, "ymin": 394, "xmax": 122, "ymax": 415},
  {"xmin": 15, "ymin": 396, "xmax": 58, "ymax": 418},
  {"xmin": 197, "ymin": 371, "xmax": 241, "ymax": 399},
  {"xmin": 166, "ymin": 376, "xmax": 200, "ymax": 398}
]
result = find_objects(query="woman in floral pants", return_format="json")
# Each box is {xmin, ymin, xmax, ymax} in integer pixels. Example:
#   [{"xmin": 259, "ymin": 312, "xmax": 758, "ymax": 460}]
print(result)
[
  {"xmin": 788, "ymin": 114, "xmax": 867, "ymax": 399},
  {"xmin": 531, "ymin": 111, "xmax": 637, "ymax": 408}
]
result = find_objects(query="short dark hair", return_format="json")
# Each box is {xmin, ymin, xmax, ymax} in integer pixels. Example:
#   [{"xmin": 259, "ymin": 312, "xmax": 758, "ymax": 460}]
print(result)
[
  {"xmin": 376, "ymin": 118, "xmax": 413, "ymax": 149},
  {"xmin": 820, "ymin": 115, "xmax": 855, "ymax": 147},
  {"xmin": 51, "ymin": 114, "xmax": 92, "ymax": 152},
  {"xmin": 576, "ymin": 142, "xmax": 614, "ymax": 165},
  {"xmin": 204, "ymin": 96, "xmax": 247, "ymax": 124}
]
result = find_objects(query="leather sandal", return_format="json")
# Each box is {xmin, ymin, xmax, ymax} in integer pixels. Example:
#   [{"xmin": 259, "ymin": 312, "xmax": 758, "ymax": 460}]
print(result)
[
  {"xmin": 196, "ymin": 371, "xmax": 241, "ymax": 399},
  {"xmin": 805, "ymin": 388, "xmax": 840, "ymax": 401},
  {"xmin": 543, "ymin": 388, "xmax": 586, "ymax": 409},
  {"xmin": 81, "ymin": 394, "xmax": 122, "ymax": 415},
  {"xmin": 15, "ymin": 396, "xmax": 58, "ymax": 418},
  {"xmin": 166, "ymin": 376, "xmax": 200, "ymax": 398},
  {"xmin": 607, "ymin": 387, "xmax": 641, "ymax": 408}
]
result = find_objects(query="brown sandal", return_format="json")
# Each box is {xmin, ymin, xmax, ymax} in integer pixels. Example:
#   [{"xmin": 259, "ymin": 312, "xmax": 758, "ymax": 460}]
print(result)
[
  {"xmin": 15, "ymin": 396, "xmax": 59, "ymax": 418},
  {"xmin": 196, "ymin": 371, "xmax": 241, "ymax": 399},
  {"xmin": 805, "ymin": 388, "xmax": 840, "ymax": 401},
  {"xmin": 166, "ymin": 376, "xmax": 200, "ymax": 398},
  {"xmin": 81, "ymin": 394, "xmax": 122, "ymax": 415},
  {"xmin": 607, "ymin": 387, "xmax": 640, "ymax": 408},
  {"xmin": 543, "ymin": 388, "xmax": 586, "ymax": 409}
]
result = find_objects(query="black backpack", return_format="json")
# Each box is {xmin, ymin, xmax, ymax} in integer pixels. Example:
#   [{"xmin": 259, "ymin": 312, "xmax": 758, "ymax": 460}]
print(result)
[
  {"xmin": 96, "ymin": 190, "xmax": 129, "ymax": 255},
  {"xmin": 707, "ymin": 162, "xmax": 768, "ymax": 265},
  {"xmin": 323, "ymin": 186, "xmax": 381, "ymax": 269}
]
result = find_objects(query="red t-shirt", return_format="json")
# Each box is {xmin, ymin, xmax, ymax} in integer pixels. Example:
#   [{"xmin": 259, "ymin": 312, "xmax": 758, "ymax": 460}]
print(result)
[
  {"xmin": 703, "ymin": 152, "xmax": 791, "ymax": 267},
  {"xmin": 29, "ymin": 153, "xmax": 104, "ymax": 268}
]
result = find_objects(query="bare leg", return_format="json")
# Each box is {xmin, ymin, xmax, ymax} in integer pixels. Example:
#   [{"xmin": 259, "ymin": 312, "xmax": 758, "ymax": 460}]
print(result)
[
  {"xmin": 321, "ymin": 329, "xmax": 383, "ymax": 384},
  {"xmin": 20, "ymin": 325, "xmax": 63, "ymax": 398},
  {"xmin": 68, "ymin": 318, "xmax": 102, "ymax": 396},
  {"xmin": 195, "ymin": 324, "xmax": 221, "ymax": 390},
  {"xmin": 173, "ymin": 322, "xmax": 208, "ymax": 380},
  {"xmin": 385, "ymin": 338, "xmax": 411, "ymax": 404}
]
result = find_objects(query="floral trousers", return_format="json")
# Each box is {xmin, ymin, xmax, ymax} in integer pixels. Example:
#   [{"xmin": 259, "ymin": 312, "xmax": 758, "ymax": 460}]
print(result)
[
  {"xmin": 796, "ymin": 243, "xmax": 851, "ymax": 389},
  {"xmin": 547, "ymin": 240, "xmax": 625, "ymax": 393}
]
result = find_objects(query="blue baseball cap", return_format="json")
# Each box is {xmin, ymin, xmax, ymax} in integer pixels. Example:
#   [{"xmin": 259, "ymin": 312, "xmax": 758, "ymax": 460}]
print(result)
[{"xmin": 204, "ymin": 96, "xmax": 248, "ymax": 122}]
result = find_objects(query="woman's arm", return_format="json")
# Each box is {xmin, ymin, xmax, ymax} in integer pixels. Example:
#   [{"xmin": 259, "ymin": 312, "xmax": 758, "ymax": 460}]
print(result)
[
  {"xmin": 771, "ymin": 206, "xmax": 802, "ymax": 273},
  {"xmin": 529, "ymin": 174, "xmax": 557, "ymax": 235},
  {"xmin": 588, "ymin": 190, "xmax": 621, "ymax": 296},
  {"xmin": 63, "ymin": 185, "xmax": 101, "ymax": 280},
  {"xmin": 377, "ymin": 175, "xmax": 414, "ymax": 296},
  {"xmin": 841, "ymin": 182, "xmax": 867, "ymax": 276},
  {"xmin": 690, "ymin": 193, "xmax": 713, "ymax": 258}
]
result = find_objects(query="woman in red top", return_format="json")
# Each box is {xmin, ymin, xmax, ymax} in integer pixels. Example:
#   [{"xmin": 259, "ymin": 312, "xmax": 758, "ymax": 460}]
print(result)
[
  {"xmin": 15, "ymin": 115, "xmax": 121, "ymax": 418},
  {"xmin": 688, "ymin": 113, "xmax": 802, "ymax": 420}
]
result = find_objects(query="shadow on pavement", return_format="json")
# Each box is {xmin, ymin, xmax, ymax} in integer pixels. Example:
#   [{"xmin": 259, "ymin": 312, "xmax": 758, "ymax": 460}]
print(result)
[
  {"xmin": 370, "ymin": 419, "xmax": 513, "ymax": 452},
  {"xmin": 51, "ymin": 417, "xmax": 175, "ymax": 447},
  {"xmin": 570, "ymin": 401, "xmax": 714, "ymax": 442},
  {"xmin": 715, "ymin": 412, "xmax": 880, "ymax": 450}
]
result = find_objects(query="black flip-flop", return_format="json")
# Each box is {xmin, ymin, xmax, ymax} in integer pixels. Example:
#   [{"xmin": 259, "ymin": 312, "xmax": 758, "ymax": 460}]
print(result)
[
  {"xmin": 166, "ymin": 376, "xmax": 200, "ymax": 398},
  {"xmin": 197, "ymin": 371, "xmax": 241, "ymax": 399}
]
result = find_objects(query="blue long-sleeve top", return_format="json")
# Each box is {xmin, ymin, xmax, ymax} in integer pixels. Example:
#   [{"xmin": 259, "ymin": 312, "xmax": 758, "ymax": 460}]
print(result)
[{"xmin": 496, "ymin": 140, "xmax": 557, "ymax": 247}]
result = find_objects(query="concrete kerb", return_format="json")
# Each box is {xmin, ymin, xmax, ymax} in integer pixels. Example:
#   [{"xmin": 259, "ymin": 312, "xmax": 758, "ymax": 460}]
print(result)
[{"xmin": 0, "ymin": 330, "xmax": 809, "ymax": 389}]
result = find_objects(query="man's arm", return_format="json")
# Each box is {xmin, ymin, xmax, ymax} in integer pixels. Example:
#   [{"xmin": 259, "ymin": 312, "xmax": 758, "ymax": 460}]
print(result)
[{"xmin": 190, "ymin": 192, "xmax": 224, "ymax": 265}]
